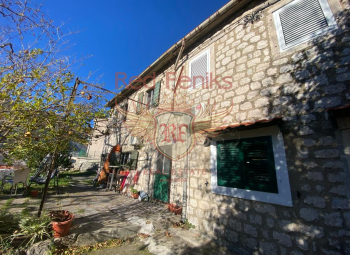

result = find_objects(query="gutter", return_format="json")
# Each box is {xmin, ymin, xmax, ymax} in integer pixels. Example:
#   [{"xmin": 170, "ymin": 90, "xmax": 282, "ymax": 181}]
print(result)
[{"xmin": 106, "ymin": 0, "xmax": 253, "ymax": 107}]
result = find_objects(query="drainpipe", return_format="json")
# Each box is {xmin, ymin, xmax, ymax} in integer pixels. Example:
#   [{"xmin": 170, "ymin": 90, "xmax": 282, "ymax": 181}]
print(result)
[{"xmin": 181, "ymin": 114, "xmax": 191, "ymax": 222}]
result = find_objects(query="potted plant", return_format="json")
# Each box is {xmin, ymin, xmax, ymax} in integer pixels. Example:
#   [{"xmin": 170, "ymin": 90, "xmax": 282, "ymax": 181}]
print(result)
[
  {"xmin": 48, "ymin": 210, "xmax": 74, "ymax": 238},
  {"xmin": 130, "ymin": 187, "xmax": 139, "ymax": 199}
]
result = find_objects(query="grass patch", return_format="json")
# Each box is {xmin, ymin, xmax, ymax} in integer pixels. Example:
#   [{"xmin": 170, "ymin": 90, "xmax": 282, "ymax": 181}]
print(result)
[
  {"xmin": 82, "ymin": 179, "xmax": 93, "ymax": 185},
  {"xmin": 28, "ymin": 170, "xmax": 95, "ymax": 191},
  {"xmin": 21, "ymin": 198, "xmax": 30, "ymax": 216},
  {"xmin": 76, "ymin": 208, "xmax": 85, "ymax": 214},
  {"xmin": 60, "ymin": 170, "xmax": 96, "ymax": 178},
  {"xmin": 51, "ymin": 238, "xmax": 125, "ymax": 255},
  {"xmin": 2, "ymin": 198, "xmax": 15, "ymax": 210}
]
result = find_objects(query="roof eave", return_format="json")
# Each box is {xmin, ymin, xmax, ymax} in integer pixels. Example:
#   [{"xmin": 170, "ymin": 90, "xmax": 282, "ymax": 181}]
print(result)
[{"xmin": 106, "ymin": 0, "xmax": 253, "ymax": 108}]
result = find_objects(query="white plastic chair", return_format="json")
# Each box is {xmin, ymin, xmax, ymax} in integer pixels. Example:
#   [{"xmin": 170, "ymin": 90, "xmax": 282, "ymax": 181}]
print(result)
[{"xmin": 1, "ymin": 165, "xmax": 30, "ymax": 196}]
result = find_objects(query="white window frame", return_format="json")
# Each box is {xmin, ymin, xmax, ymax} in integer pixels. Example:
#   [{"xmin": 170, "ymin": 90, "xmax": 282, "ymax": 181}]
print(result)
[
  {"xmin": 210, "ymin": 126, "xmax": 292, "ymax": 207},
  {"xmin": 188, "ymin": 49, "xmax": 210, "ymax": 91},
  {"xmin": 273, "ymin": 0, "xmax": 338, "ymax": 52}
]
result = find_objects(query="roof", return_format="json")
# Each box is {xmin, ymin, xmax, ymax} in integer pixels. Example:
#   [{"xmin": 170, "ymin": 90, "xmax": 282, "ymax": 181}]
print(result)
[{"xmin": 106, "ymin": 0, "xmax": 253, "ymax": 107}]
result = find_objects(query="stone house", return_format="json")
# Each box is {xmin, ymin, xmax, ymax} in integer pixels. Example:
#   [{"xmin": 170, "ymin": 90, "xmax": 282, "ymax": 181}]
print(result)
[{"xmin": 106, "ymin": 0, "xmax": 350, "ymax": 254}]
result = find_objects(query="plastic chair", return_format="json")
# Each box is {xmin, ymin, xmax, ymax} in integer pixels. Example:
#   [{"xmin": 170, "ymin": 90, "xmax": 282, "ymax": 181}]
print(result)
[{"xmin": 0, "ymin": 165, "xmax": 30, "ymax": 196}]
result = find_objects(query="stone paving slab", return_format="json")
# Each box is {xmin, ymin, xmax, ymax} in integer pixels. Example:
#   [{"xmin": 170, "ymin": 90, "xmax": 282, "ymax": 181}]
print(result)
[{"xmin": 1, "ymin": 174, "xmax": 237, "ymax": 254}]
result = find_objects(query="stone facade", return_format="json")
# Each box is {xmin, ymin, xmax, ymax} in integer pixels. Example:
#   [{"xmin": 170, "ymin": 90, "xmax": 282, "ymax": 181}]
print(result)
[{"xmin": 107, "ymin": 0, "xmax": 350, "ymax": 254}]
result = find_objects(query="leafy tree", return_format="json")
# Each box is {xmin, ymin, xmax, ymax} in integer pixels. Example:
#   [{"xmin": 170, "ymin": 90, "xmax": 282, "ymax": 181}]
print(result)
[{"xmin": 0, "ymin": 0, "xmax": 111, "ymax": 216}]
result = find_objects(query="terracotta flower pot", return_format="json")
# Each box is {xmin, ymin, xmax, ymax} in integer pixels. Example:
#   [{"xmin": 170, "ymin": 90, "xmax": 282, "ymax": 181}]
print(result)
[
  {"xmin": 30, "ymin": 190, "xmax": 39, "ymax": 197},
  {"xmin": 132, "ymin": 193, "xmax": 139, "ymax": 199},
  {"xmin": 50, "ymin": 210, "xmax": 74, "ymax": 238},
  {"xmin": 168, "ymin": 204, "xmax": 182, "ymax": 215}
]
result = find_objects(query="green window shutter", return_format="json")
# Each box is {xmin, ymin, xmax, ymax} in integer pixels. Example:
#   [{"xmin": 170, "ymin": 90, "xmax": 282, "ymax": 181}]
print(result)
[
  {"xmin": 241, "ymin": 136, "xmax": 278, "ymax": 193},
  {"xmin": 130, "ymin": 150, "xmax": 139, "ymax": 170},
  {"xmin": 216, "ymin": 136, "xmax": 278, "ymax": 194},
  {"xmin": 217, "ymin": 141, "xmax": 244, "ymax": 189},
  {"xmin": 137, "ymin": 93, "xmax": 144, "ymax": 113},
  {"xmin": 153, "ymin": 81, "xmax": 161, "ymax": 106}
]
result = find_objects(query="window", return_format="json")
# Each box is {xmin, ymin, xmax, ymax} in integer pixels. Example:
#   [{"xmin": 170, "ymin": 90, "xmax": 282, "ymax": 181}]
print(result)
[
  {"xmin": 136, "ymin": 93, "xmax": 144, "ymax": 114},
  {"xmin": 120, "ymin": 151, "xmax": 139, "ymax": 169},
  {"xmin": 129, "ymin": 136, "xmax": 134, "ymax": 145},
  {"xmin": 217, "ymin": 136, "xmax": 278, "ymax": 193},
  {"xmin": 146, "ymin": 89, "xmax": 154, "ymax": 109},
  {"xmin": 120, "ymin": 152, "xmax": 130, "ymax": 165},
  {"xmin": 273, "ymin": 0, "xmax": 337, "ymax": 51},
  {"xmin": 189, "ymin": 50, "xmax": 209, "ymax": 91},
  {"xmin": 120, "ymin": 103, "xmax": 128, "ymax": 121},
  {"xmin": 210, "ymin": 126, "xmax": 292, "ymax": 206},
  {"xmin": 156, "ymin": 146, "xmax": 172, "ymax": 174},
  {"xmin": 153, "ymin": 81, "xmax": 161, "ymax": 107},
  {"xmin": 129, "ymin": 136, "xmax": 139, "ymax": 145}
]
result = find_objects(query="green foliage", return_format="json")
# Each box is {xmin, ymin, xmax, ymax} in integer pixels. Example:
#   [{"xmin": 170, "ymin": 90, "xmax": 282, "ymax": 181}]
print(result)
[
  {"xmin": 1, "ymin": 198, "xmax": 15, "ymax": 210},
  {"xmin": 0, "ymin": 1, "xmax": 110, "ymax": 171},
  {"xmin": 183, "ymin": 219, "xmax": 195, "ymax": 229},
  {"xmin": 0, "ymin": 211, "xmax": 52, "ymax": 252},
  {"xmin": 130, "ymin": 187, "xmax": 138, "ymax": 194},
  {"xmin": 11, "ymin": 215, "xmax": 52, "ymax": 248},
  {"xmin": 0, "ymin": 210, "xmax": 20, "ymax": 234},
  {"xmin": 56, "ymin": 150, "xmax": 73, "ymax": 170}
]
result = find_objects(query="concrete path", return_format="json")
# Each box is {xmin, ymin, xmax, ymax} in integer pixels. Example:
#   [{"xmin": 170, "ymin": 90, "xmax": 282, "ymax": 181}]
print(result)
[{"xmin": 0, "ymin": 173, "xmax": 236, "ymax": 255}]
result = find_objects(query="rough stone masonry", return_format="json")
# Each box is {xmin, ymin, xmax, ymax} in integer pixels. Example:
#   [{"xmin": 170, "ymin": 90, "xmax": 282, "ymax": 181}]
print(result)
[{"xmin": 106, "ymin": 0, "xmax": 350, "ymax": 254}]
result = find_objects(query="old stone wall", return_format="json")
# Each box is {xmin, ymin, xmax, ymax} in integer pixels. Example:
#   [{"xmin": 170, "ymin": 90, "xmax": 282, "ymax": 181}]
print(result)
[{"xmin": 112, "ymin": 0, "xmax": 350, "ymax": 254}]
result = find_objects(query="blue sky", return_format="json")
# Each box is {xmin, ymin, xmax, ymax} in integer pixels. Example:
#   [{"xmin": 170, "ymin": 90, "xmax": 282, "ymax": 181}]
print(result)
[{"xmin": 40, "ymin": 0, "xmax": 229, "ymax": 101}]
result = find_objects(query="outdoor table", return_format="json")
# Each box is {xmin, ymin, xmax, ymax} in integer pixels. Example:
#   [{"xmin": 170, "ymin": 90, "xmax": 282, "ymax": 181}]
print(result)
[
  {"xmin": 0, "ymin": 166, "xmax": 14, "ymax": 180},
  {"xmin": 106, "ymin": 166, "xmax": 127, "ymax": 192},
  {"xmin": 106, "ymin": 165, "xmax": 120, "ymax": 191}
]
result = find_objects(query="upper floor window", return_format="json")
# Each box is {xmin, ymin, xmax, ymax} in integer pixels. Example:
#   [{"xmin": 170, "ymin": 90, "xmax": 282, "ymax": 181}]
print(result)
[
  {"xmin": 189, "ymin": 49, "xmax": 210, "ymax": 91},
  {"xmin": 136, "ymin": 93, "xmax": 144, "ymax": 114},
  {"xmin": 121, "ymin": 103, "xmax": 128, "ymax": 121},
  {"xmin": 136, "ymin": 80, "xmax": 161, "ymax": 112},
  {"xmin": 146, "ymin": 89, "xmax": 154, "ymax": 109},
  {"xmin": 273, "ymin": 0, "xmax": 337, "ymax": 51}
]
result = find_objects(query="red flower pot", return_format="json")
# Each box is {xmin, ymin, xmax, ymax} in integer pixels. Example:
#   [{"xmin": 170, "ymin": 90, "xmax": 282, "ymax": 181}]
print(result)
[
  {"xmin": 50, "ymin": 211, "xmax": 74, "ymax": 238},
  {"xmin": 132, "ymin": 193, "xmax": 139, "ymax": 199},
  {"xmin": 30, "ymin": 190, "xmax": 39, "ymax": 197}
]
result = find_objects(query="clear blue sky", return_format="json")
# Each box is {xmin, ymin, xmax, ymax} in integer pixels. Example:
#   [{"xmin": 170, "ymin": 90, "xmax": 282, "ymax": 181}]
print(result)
[{"xmin": 41, "ymin": 0, "xmax": 229, "ymax": 100}]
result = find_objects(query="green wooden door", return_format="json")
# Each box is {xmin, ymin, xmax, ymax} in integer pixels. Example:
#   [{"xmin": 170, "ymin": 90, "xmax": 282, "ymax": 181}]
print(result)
[{"xmin": 153, "ymin": 146, "xmax": 171, "ymax": 202}]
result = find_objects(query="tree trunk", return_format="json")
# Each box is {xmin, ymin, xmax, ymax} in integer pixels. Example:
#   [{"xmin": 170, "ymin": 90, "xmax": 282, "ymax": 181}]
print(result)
[{"xmin": 37, "ymin": 153, "xmax": 57, "ymax": 217}]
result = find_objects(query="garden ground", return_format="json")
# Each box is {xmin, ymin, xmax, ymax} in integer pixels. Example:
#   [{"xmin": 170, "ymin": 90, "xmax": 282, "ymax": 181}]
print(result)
[{"xmin": 0, "ymin": 171, "xmax": 237, "ymax": 255}]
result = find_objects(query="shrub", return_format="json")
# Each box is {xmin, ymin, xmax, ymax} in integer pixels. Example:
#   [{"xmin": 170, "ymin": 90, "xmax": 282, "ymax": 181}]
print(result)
[
  {"xmin": 0, "ymin": 210, "xmax": 20, "ymax": 234},
  {"xmin": 11, "ymin": 215, "xmax": 52, "ymax": 248}
]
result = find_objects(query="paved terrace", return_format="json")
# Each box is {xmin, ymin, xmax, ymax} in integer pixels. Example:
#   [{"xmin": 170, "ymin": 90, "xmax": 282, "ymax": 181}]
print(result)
[{"xmin": 0, "ymin": 173, "xmax": 237, "ymax": 255}]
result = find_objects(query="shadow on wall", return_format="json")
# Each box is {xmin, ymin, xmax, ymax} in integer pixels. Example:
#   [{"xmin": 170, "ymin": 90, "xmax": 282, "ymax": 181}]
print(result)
[{"xmin": 171, "ymin": 8, "xmax": 350, "ymax": 255}]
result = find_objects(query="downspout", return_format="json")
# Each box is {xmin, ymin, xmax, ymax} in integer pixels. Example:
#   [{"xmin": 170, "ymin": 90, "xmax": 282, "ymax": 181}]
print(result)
[{"xmin": 181, "ymin": 114, "xmax": 191, "ymax": 222}]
